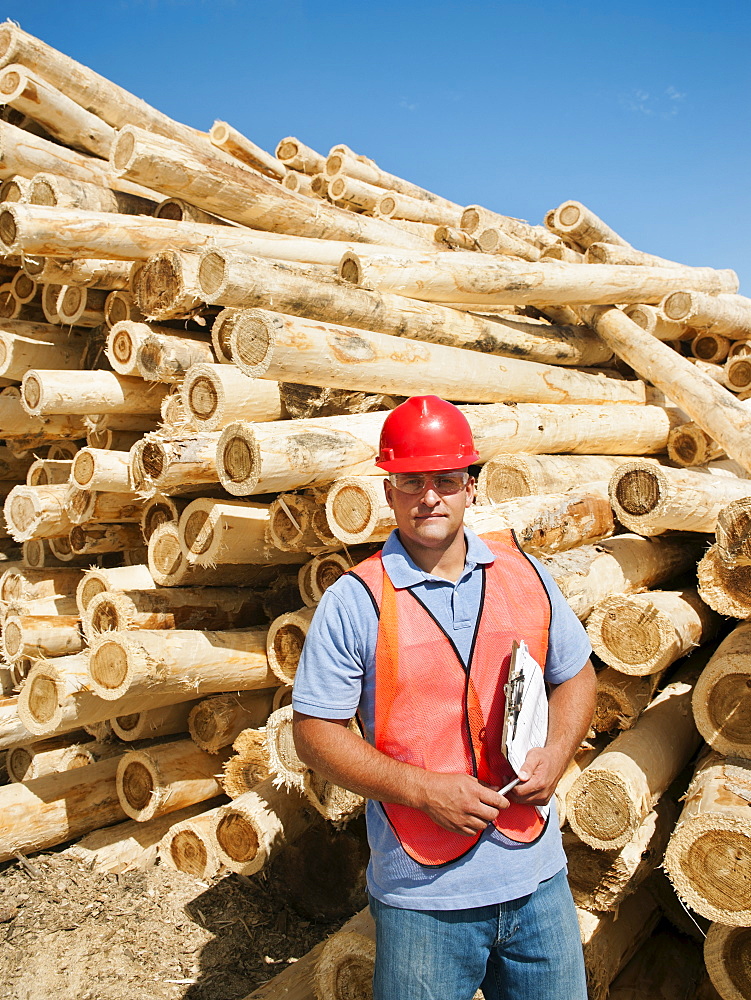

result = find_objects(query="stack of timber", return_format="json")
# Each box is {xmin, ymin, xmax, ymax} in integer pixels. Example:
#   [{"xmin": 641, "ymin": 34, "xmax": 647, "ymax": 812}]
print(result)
[{"xmin": 0, "ymin": 22, "xmax": 748, "ymax": 998}]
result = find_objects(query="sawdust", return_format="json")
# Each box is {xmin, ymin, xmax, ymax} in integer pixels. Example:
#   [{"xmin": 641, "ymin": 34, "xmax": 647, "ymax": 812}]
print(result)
[{"xmin": 0, "ymin": 845, "xmax": 357, "ymax": 1000}]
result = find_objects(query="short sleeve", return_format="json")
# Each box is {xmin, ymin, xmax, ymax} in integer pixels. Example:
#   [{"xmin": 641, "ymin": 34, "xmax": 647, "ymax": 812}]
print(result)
[
  {"xmin": 526, "ymin": 554, "xmax": 592, "ymax": 685},
  {"xmin": 291, "ymin": 579, "xmax": 376, "ymax": 719}
]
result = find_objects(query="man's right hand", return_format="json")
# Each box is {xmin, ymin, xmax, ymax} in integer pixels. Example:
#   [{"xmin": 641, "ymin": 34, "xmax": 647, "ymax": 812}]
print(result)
[{"xmin": 417, "ymin": 772, "xmax": 510, "ymax": 837}]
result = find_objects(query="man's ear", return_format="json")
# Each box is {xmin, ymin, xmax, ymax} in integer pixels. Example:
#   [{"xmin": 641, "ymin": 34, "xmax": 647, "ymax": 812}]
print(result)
[
  {"xmin": 383, "ymin": 478, "xmax": 394, "ymax": 509},
  {"xmin": 465, "ymin": 477, "xmax": 476, "ymax": 508}
]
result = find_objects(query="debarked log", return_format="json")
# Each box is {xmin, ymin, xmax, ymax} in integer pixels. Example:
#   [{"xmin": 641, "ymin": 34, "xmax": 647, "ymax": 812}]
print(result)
[
  {"xmin": 196, "ymin": 250, "xmax": 613, "ymax": 368},
  {"xmin": 87, "ymin": 627, "xmax": 276, "ymax": 701},
  {"xmin": 188, "ymin": 689, "xmax": 276, "ymax": 754},
  {"xmin": 582, "ymin": 305, "xmax": 751, "ymax": 474},
  {"xmin": 212, "ymin": 776, "xmax": 317, "ymax": 876},
  {"xmin": 540, "ymin": 534, "xmax": 704, "ymax": 620},
  {"xmin": 340, "ymin": 251, "xmax": 737, "ymax": 307},
  {"xmin": 226, "ymin": 306, "xmax": 648, "ymax": 406},
  {"xmin": 697, "ymin": 544, "xmax": 751, "ymax": 619},
  {"xmin": 566, "ymin": 658, "xmax": 706, "ymax": 850},
  {"xmin": 180, "ymin": 363, "xmax": 282, "ymax": 429},
  {"xmin": 158, "ymin": 803, "xmax": 226, "ymax": 879},
  {"xmin": 586, "ymin": 588, "xmax": 719, "ymax": 675},
  {"xmin": 664, "ymin": 750, "xmax": 751, "ymax": 926},
  {"xmin": 692, "ymin": 622, "xmax": 751, "ymax": 757},
  {"xmin": 68, "ymin": 801, "xmax": 222, "ymax": 875},
  {"xmin": 608, "ymin": 460, "xmax": 751, "ymax": 535},
  {"xmin": 703, "ymin": 922, "xmax": 751, "ymax": 1000},
  {"xmin": 0, "ymin": 756, "xmax": 127, "ymax": 863},
  {"xmin": 21, "ymin": 368, "xmax": 167, "ymax": 417},
  {"xmin": 564, "ymin": 796, "xmax": 679, "ymax": 912},
  {"xmin": 116, "ymin": 738, "xmax": 230, "ymax": 822},
  {"xmin": 477, "ymin": 453, "xmax": 660, "ymax": 502},
  {"xmin": 82, "ymin": 584, "xmax": 267, "ymax": 639}
]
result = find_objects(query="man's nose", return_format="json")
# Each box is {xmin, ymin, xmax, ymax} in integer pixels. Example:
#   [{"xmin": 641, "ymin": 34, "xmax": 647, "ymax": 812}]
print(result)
[{"xmin": 422, "ymin": 487, "xmax": 442, "ymax": 504}]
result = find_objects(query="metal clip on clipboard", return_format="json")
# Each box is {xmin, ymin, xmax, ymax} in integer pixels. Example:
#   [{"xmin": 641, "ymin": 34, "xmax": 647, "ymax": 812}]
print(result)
[{"xmin": 499, "ymin": 640, "xmax": 550, "ymax": 819}]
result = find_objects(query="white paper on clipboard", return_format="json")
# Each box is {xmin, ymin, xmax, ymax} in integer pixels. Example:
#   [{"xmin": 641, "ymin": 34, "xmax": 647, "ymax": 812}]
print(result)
[{"xmin": 502, "ymin": 639, "xmax": 550, "ymax": 820}]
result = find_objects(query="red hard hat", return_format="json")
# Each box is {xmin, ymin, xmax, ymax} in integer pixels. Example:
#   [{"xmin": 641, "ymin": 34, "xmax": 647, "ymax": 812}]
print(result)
[{"xmin": 376, "ymin": 395, "xmax": 480, "ymax": 473}]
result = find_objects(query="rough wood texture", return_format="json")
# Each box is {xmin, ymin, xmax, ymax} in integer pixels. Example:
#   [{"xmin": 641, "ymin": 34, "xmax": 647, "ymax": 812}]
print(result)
[
  {"xmin": 21, "ymin": 368, "xmax": 167, "ymax": 417},
  {"xmin": 87, "ymin": 626, "xmax": 275, "ymax": 702},
  {"xmin": 325, "ymin": 149, "xmax": 457, "ymax": 209},
  {"xmin": 28, "ymin": 171, "xmax": 154, "ymax": 215},
  {"xmin": 210, "ymin": 121, "xmax": 285, "ymax": 179},
  {"xmin": 341, "ymin": 251, "xmax": 736, "ymax": 307},
  {"xmin": 664, "ymin": 750, "xmax": 751, "ymax": 926},
  {"xmin": 181, "ymin": 363, "xmax": 282, "ymax": 429},
  {"xmin": 662, "ymin": 290, "xmax": 751, "ymax": 339},
  {"xmin": 540, "ymin": 533, "xmax": 704, "ymax": 620},
  {"xmin": 158, "ymin": 803, "xmax": 226, "ymax": 878},
  {"xmin": 212, "ymin": 776, "xmax": 316, "ymax": 876},
  {"xmin": 716, "ymin": 497, "xmax": 751, "ymax": 567},
  {"xmin": 0, "ymin": 22, "xmax": 210, "ymax": 146},
  {"xmin": 565, "ymin": 796, "xmax": 679, "ymax": 912},
  {"xmin": 555, "ymin": 739, "xmax": 606, "ymax": 828},
  {"xmin": 0, "ymin": 756, "xmax": 126, "ymax": 863},
  {"xmin": 608, "ymin": 460, "xmax": 751, "ymax": 535},
  {"xmin": 67, "ymin": 801, "xmax": 221, "ymax": 875},
  {"xmin": 583, "ymin": 305, "xmax": 751, "ymax": 473},
  {"xmin": 668, "ymin": 422, "xmax": 725, "ymax": 467},
  {"xmin": 2, "ymin": 612, "xmax": 83, "ymax": 662},
  {"xmin": 697, "ymin": 544, "xmax": 751, "ymax": 618},
  {"xmin": 4, "ymin": 483, "xmax": 73, "ymax": 541},
  {"xmin": 566, "ymin": 658, "xmax": 705, "ymax": 850},
  {"xmin": 548, "ymin": 200, "xmax": 630, "ymax": 249},
  {"xmin": 226, "ymin": 306, "xmax": 648, "ymax": 406},
  {"xmin": 82, "ymin": 584, "xmax": 266, "ymax": 639},
  {"xmin": 110, "ymin": 700, "xmax": 199, "ymax": 741},
  {"xmin": 130, "ymin": 430, "xmax": 221, "ymax": 496},
  {"xmin": 196, "ymin": 250, "xmax": 612, "ymax": 368},
  {"xmin": 704, "ymin": 922, "xmax": 751, "ymax": 1000},
  {"xmin": 586, "ymin": 588, "xmax": 719, "ymax": 675},
  {"xmin": 578, "ymin": 887, "xmax": 661, "ymax": 1000},
  {"xmin": 188, "ymin": 690, "xmax": 275, "ymax": 754},
  {"xmin": 592, "ymin": 667, "xmax": 665, "ymax": 732},
  {"xmin": 178, "ymin": 497, "xmax": 304, "ymax": 568},
  {"xmin": 148, "ymin": 521, "xmax": 284, "ymax": 589},
  {"xmin": 477, "ymin": 453, "xmax": 658, "ymax": 502},
  {"xmin": 111, "ymin": 126, "xmax": 431, "ymax": 248},
  {"xmin": 265, "ymin": 606, "xmax": 316, "ymax": 685},
  {"xmin": 116, "ymin": 738, "xmax": 229, "ymax": 823},
  {"xmin": 692, "ymin": 622, "xmax": 751, "ymax": 757}
]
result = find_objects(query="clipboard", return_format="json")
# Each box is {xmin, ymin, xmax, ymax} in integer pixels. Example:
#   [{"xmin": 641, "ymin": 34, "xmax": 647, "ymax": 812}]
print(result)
[{"xmin": 501, "ymin": 639, "xmax": 550, "ymax": 819}]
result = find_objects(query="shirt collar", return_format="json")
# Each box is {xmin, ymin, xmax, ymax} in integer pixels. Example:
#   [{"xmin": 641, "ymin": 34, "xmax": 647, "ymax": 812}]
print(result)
[{"xmin": 381, "ymin": 527, "xmax": 496, "ymax": 589}]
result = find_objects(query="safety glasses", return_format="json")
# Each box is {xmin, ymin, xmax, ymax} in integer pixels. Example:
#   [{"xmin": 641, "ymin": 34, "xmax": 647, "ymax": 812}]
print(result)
[{"xmin": 388, "ymin": 472, "xmax": 470, "ymax": 496}]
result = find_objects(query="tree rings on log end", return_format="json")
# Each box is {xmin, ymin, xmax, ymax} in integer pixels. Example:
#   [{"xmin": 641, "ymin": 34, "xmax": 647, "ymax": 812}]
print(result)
[
  {"xmin": 215, "ymin": 811, "xmax": 260, "ymax": 866},
  {"xmin": 88, "ymin": 636, "xmax": 131, "ymax": 700},
  {"xmin": 698, "ymin": 545, "xmax": 751, "ymax": 618},
  {"xmin": 566, "ymin": 771, "xmax": 634, "ymax": 850},
  {"xmin": 704, "ymin": 923, "xmax": 751, "ymax": 1000}
]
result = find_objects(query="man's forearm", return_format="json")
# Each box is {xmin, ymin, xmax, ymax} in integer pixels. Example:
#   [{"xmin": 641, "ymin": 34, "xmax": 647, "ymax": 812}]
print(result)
[
  {"xmin": 293, "ymin": 712, "xmax": 510, "ymax": 837},
  {"xmin": 545, "ymin": 659, "xmax": 597, "ymax": 774},
  {"xmin": 292, "ymin": 712, "xmax": 428, "ymax": 808}
]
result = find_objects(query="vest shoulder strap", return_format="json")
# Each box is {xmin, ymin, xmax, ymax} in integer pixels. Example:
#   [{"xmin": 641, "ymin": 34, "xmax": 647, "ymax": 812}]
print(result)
[{"xmin": 347, "ymin": 550, "xmax": 384, "ymax": 605}]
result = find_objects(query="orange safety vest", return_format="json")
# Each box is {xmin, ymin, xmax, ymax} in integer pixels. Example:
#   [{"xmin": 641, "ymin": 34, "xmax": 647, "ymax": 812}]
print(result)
[{"xmin": 349, "ymin": 530, "xmax": 551, "ymax": 867}]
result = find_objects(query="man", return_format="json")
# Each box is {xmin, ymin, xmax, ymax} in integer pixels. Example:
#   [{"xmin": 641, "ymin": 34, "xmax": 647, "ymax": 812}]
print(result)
[{"xmin": 293, "ymin": 395, "xmax": 596, "ymax": 1000}]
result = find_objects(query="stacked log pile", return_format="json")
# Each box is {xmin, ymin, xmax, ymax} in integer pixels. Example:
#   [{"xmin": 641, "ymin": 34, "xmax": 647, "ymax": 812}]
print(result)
[{"xmin": 0, "ymin": 22, "xmax": 748, "ymax": 1000}]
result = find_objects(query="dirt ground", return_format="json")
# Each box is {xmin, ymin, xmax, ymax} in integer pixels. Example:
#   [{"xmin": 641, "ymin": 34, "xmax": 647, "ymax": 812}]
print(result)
[{"xmin": 0, "ymin": 825, "xmax": 367, "ymax": 1000}]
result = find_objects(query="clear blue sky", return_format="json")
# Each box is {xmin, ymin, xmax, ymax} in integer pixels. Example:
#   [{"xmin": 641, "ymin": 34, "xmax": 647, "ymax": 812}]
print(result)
[{"xmin": 13, "ymin": 1, "xmax": 751, "ymax": 292}]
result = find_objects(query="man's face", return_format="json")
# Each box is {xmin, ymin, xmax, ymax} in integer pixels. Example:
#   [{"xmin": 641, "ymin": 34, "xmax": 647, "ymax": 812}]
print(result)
[{"xmin": 383, "ymin": 469, "xmax": 475, "ymax": 550}]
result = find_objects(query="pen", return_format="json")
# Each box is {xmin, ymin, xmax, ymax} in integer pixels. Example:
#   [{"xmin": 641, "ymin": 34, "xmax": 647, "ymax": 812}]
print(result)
[{"xmin": 498, "ymin": 777, "xmax": 521, "ymax": 796}]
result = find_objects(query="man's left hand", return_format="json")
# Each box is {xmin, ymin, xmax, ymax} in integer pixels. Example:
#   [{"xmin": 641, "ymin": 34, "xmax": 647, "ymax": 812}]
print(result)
[{"xmin": 509, "ymin": 747, "xmax": 566, "ymax": 806}]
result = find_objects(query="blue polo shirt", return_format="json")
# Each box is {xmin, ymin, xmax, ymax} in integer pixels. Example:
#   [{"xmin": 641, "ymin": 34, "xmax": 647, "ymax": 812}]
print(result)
[{"xmin": 292, "ymin": 528, "xmax": 591, "ymax": 910}]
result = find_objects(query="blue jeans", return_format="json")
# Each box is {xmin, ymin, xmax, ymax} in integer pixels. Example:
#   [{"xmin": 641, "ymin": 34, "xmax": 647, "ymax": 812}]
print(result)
[{"xmin": 369, "ymin": 869, "xmax": 587, "ymax": 1000}]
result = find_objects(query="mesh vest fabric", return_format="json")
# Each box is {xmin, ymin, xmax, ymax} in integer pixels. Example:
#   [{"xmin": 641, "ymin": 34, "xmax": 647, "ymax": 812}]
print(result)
[{"xmin": 350, "ymin": 529, "xmax": 551, "ymax": 867}]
